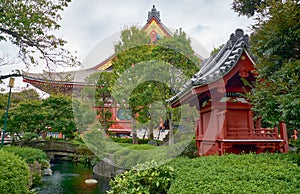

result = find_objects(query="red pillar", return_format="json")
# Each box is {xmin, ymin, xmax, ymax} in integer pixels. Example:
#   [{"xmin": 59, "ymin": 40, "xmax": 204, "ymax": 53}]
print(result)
[{"xmin": 280, "ymin": 122, "xmax": 288, "ymax": 153}]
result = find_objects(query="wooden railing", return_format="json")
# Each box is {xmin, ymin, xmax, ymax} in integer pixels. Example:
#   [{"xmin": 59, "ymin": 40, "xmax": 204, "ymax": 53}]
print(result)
[{"xmin": 226, "ymin": 127, "xmax": 278, "ymax": 139}]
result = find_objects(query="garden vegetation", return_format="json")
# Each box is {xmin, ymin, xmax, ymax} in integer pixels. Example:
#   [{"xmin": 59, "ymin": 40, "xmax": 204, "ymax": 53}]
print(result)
[
  {"xmin": 108, "ymin": 153, "xmax": 300, "ymax": 193},
  {"xmin": 0, "ymin": 149, "xmax": 31, "ymax": 193}
]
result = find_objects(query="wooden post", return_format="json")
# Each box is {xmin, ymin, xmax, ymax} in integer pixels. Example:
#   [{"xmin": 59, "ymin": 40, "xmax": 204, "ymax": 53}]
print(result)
[
  {"xmin": 274, "ymin": 126, "xmax": 278, "ymax": 139},
  {"xmin": 248, "ymin": 111, "xmax": 254, "ymax": 137},
  {"xmin": 256, "ymin": 118, "xmax": 262, "ymax": 129},
  {"xmin": 279, "ymin": 122, "xmax": 288, "ymax": 153}
]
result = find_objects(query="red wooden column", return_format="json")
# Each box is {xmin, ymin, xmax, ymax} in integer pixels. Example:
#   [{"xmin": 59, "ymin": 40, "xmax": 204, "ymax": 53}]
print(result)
[
  {"xmin": 280, "ymin": 122, "xmax": 288, "ymax": 153},
  {"xmin": 248, "ymin": 111, "xmax": 254, "ymax": 136}
]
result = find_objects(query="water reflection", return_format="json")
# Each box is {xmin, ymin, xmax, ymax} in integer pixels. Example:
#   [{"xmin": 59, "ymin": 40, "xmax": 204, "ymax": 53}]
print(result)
[{"xmin": 38, "ymin": 161, "xmax": 110, "ymax": 194}]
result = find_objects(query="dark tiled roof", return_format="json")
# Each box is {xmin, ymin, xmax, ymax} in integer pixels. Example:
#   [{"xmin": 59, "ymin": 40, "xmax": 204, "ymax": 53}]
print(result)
[
  {"xmin": 22, "ymin": 69, "xmax": 108, "ymax": 85},
  {"xmin": 168, "ymin": 29, "xmax": 250, "ymax": 104}
]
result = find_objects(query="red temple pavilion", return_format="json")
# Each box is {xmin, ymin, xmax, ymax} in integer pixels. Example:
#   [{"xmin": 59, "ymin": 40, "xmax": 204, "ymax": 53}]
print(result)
[{"xmin": 168, "ymin": 29, "xmax": 288, "ymax": 155}]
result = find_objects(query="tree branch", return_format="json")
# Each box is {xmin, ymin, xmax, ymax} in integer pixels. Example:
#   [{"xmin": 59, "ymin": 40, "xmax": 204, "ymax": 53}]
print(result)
[{"xmin": 0, "ymin": 73, "xmax": 22, "ymax": 80}]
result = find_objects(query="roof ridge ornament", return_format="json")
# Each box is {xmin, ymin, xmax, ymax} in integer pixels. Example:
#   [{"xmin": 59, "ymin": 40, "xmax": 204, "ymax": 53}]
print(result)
[
  {"xmin": 147, "ymin": 5, "xmax": 161, "ymax": 22},
  {"xmin": 229, "ymin": 29, "xmax": 249, "ymax": 48}
]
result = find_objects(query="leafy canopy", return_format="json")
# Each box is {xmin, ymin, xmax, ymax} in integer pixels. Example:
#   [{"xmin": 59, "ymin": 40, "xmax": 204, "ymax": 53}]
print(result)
[
  {"xmin": 232, "ymin": 0, "xmax": 280, "ymax": 17},
  {"xmin": 4, "ymin": 95, "xmax": 78, "ymax": 141},
  {"xmin": 0, "ymin": 0, "xmax": 79, "ymax": 69},
  {"xmin": 112, "ymin": 26, "xmax": 200, "ymax": 126},
  {"xmin": 234, "ymin": 0, "xmax": 300, "ymax": 128}
]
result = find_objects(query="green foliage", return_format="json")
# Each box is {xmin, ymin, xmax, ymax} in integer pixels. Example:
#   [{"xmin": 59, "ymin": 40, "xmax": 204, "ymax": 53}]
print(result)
[
  {"xmin": 111, "ymin": 137, "xmax": 159, "ymax": 144},
  {"xmin": 290, "ymin": 139, "xmax": 300, "ymax": 154},
  {"xmin": 251, "ymin": 1, "xmax": 300, "ymax": 64},
  {"xmin": 10, "ymin": 89, "xmax": 40, "ymax": 104},
  {"xmin": 83, "ymin": 130, "xmax": 191, "ymax": 169},
  {"xmin": 108, "ymin": 161, "xmax": 175, "ymax": 194},
  {"xmin": 72, "ymin": 99, "xmax": 96, "ymax": 133},
  {"xmin": 95, "ymin": 72, "xmax": 116, "ymax": 133},
  {"xmin": 232, "ymin": 0, "xmax": 267, "ymax": 17},
  {"xmin": 248, "ymin": 1, "xmax": 300, "ymax": 128},
  {"xmin": 69, "ymin": 146, "xmax": 99, "ymax": 166},
  {"xmin": 114, "ymin": 25, "xmax": 150, "ymax": 53},
  {"xmin": 210, "ymin": 44, "xmax": 224, "ymax": 56},
  {"xmin": 0, "ymin": 0, "xmax": 79, "ymax": 68},
  {"xmin": 2, "ymin": 146, "xmax": 49, "ymax": 188},
  {"xmin": 2, "ymin": 146, "xmax": 48, "ymax": 164},
  {"xmin": 5, "ymin": 95, "xmax": 78, "ymax": 142},
  {"xmin": 168, "ymin": 153, "xmax": 300, "ymax": 193},
  {"xmin": 250, "ymin": 60, "xmax": 300, "ymax": 127},
  {"xmin": 6, "ymin": 100, "xmax": 47, "ymax": 134},
  {"xmin": 0, "ymin": 89, "xmax": 40, "ymax": 124},
  {"xmin": 0, "ymin": 149, "xmax": 30, "ymax": 193},
  {"xmin": 110, "ymin": 26, "xmax": 200, "ymax": 143},
  {"xmin": 42, "ymin": 95, "xmax": 76, "ymax": 134},
  {"xmin": 178, "ymin": 139, "xmax": 198, "ymax": 158}
]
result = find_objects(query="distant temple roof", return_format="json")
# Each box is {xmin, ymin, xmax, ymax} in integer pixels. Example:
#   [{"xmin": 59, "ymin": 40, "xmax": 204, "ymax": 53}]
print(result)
[
  {"xmin": 22, "ymin": 5, "xmax": 205, "ymax": 94},
  {"xmin": 168, "ymin": 29, "xmax": 252, "ymax": 104}
]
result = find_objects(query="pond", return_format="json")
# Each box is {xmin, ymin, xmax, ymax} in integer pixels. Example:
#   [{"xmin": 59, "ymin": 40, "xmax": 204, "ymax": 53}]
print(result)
[{"xmin": 38, "ymin": 161, "xmax": 111, "ymax": 194}]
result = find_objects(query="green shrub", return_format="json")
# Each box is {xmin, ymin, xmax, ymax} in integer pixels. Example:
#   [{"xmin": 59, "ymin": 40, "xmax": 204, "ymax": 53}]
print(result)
[
  {"xmin": 168, "ymin": 153, "xmax": 300, "ymax": 194},
  {"xmin": 286, "ymin": 152, "xmax": 300, "ymax": 166},
  {"xmin": 0, "ymin": 149, "xmax": 31, "ymax": 193},
  {"xmin": 112, "ymin": 145, "xmax": 172, "ymax": 169},
  {"xmin": 125, "ymin": 144, "xmax": 156, "ymax": 150},
  {"xmin": 179, "ymin": 139, "xmax": 197, "ymax": 158},
  {"xmin": 111, "ymin": 137, "xmax": 160, "ymax": 144},
  {"xmin": 3, "ymin": 146, "xmax": 48, "ymax": 165},
  {"xmin": 290, "ymin": 139, "xmax": 300, "ymax": 153},
  {"xmin": 3, "ymin": 146, "xmax": 48, "ymax": 188},
  {"xmin": 108, "ymin": 161, "xmax": 175, "ymax": 194}
]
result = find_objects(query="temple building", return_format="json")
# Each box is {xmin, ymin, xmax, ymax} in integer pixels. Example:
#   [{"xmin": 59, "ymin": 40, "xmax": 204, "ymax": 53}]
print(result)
[
  {"xmin": 168, "ymin": 29, "xmax": 288, "ymax": 155},
  {"xmin": 22, "ymin": 5, "xmax": 186, "ymax": 94},
  {"xmin": 22, "ymin": 5, "xmax": 205, "ymax": 136}
]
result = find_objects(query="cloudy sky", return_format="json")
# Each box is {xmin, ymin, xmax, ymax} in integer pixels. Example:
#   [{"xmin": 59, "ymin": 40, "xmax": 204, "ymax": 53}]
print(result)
[
  {"xmin": 1, "ymin": 0, "xmax": 255, "ymax": 90},
  {"xmin": 58, "ymin": 0, "xmax": 254, "ymax": 66}
]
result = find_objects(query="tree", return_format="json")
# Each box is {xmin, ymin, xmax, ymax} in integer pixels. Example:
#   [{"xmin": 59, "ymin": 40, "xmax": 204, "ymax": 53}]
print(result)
[
  {"xmin": 72, "ymin": 99, "xmax": 96, "ymax": 133},
  {"xmin": 42, "ymin": 95, "xmax": 76, "ymax": 136},
  {"xmin": 233, "ymin": 0, "xmax": 300, "ymax": 128},
  {"xmin": 232, "ymin": 0, "xmax": 280, "ymax": 17},
  {"xmin": 0, "ymin": 0, "xmax": 79, "ymax": 76},
  {"xmin": 0, "ymin": 89, "xmax": 40, "ymax": 122},
  {"xmin": 94, "ymin": 72, "xmax": 116, "ymax": 134},
  {"xmin": 111, "ymin": 26, "xmax": 200, "ymax": 144},
  {"xmin": 5, "ymin": 95, "xmax": 77, "ymax": 143},
  {"xmin": 114, "ymin": 26, "xmax": 150, "ymax": 53},
  {"xmin": 6, "ymin": 100, "xmax": 49, "ymax": 144}
]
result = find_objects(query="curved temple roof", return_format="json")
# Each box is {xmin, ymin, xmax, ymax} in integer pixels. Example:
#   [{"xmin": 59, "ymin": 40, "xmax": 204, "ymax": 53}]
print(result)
[{"xmin": 168, "ymin": 29, "xmax": 251, "ymax": 104}]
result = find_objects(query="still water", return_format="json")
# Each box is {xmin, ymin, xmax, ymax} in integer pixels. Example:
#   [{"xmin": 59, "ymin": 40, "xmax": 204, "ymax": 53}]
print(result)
[{"xmin": 38, "ymin": 161, "xmax": 110, "ymax": 194}]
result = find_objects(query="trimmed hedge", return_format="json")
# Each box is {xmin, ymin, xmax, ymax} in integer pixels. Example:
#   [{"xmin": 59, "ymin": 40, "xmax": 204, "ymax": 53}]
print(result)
[
  {"xmin": 168, "ymin": 153, "xmax": 300, "ymax": 193},
  {"xmin": 0, "ymin": 149, "xmax": 30, "ymax": 193}
]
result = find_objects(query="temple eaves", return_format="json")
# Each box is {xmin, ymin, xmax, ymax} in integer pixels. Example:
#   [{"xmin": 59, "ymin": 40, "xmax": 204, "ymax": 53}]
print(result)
[{"xmin": 167, "ymin": 29, "xmax": 252, "ymax": 104}]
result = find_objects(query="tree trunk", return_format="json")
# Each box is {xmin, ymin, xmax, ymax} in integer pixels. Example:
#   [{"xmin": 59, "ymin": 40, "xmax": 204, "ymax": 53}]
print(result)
[
  {"xmin": 168, "ymin": 111, "xmax": 174, "ymax": 145},
  {"xmin": 149, "ymin": 117, "xmax": 154, "ymax": 140},
  {"xmin": 132, "ymin": 119, "xmax": 138, "ymax": 144}
]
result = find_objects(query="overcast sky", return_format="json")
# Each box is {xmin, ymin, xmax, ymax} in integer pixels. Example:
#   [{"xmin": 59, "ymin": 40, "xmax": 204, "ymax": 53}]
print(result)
[
  {"xmin": 58, "ymin": 0, "xmax": 254, "ymax": 67},
  {"xmin": 1, "ymin": 0, "xmax": 254, "ymax": 90}
]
